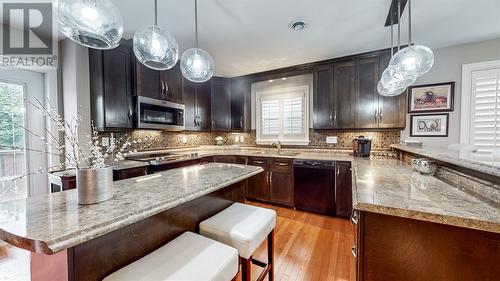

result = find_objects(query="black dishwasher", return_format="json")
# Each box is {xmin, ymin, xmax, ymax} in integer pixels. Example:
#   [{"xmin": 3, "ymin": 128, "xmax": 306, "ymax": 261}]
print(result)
[{"xmin": 293, "ymin": 159, "xmax": 336, "ymax": 216}]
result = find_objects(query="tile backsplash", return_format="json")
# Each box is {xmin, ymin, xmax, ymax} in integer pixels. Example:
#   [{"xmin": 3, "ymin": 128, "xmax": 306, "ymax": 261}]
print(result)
[{"xmin": 99, "ymin": 129, "xmax": 400, "ymax": 151}]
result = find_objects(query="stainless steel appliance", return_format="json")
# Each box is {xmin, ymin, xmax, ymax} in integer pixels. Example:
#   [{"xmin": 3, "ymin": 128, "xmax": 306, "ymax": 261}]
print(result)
[
  {"xmin": 352, "ymin": 136, "xmax": 372, "ymax": 157},
  {"xmin": 293, "ymin": 159, "xmax": 336, "ymax": 216},
  {"xmin": 137, "ymin": 96, "xmax": 185, "ymax": 131}
]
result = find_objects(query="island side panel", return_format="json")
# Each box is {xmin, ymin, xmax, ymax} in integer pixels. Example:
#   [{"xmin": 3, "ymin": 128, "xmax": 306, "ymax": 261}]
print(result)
[
  {"xmin": 359, "ymin": 212, "xmax": 500, "ymax": 281},
  {"xmin": 68, "ymin": 180, "xmax": 246, "ymax": 281}
]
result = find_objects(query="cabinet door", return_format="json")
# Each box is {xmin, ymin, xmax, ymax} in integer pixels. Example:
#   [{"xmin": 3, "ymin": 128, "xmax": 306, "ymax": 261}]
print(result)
[
  {"xmin": 160, "ymin": 65, "xmax": 183, "ymax": 102},
  {"xmin": 182, "ymin": 78, "xmax": 198, "ymax": 131},
  {"xmin": 313, "ymin": 65, "xmax": 334, "ymax": 129},
  {"xmin": 333, "ymin": 61, "xmax": 356, "ymax": 128},
  {"xmin": 135, "ymin": 60, "xmax": 161, "ymax": 100},
  {"xmin": 213, "ymin": 155, "xmax": 237, "ymax": 163},
  {"xmin": 355, "ymin": 57, "xmax": 379, "ymax": 128},
  {"xmin": 246, "ymin": 157, "xmax": 270, "ymax": 201},
  {"xmin": 211, "ymin": 77, "xmax": 231, "ymax": 131},
  {"xmin": 378, "ymin": 54, "xmax": 407, "ymax": 128},
  {"xmin": 89, "ymin": 43, "xmax": 134, "ymax": 130},
  {"xmin": 196, "ymin": 81, "xmax": 212, "ymax": 131},
  {"xmin": 335, "ymin": 161, "xmax": 352, "ymax": 218},
  {"xmin": 269, "ymin": 158, "xmax": 294, "ymax": 206},
  {"xmin": 230, "ymin": 78, "xmax": 247, "ymax": 132}
]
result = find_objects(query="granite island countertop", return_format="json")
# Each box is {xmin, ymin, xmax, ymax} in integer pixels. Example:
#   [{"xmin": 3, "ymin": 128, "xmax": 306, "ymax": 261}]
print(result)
[{"xmin": 0, "ymin": 163, "xmax": 263, "ymax": 254}]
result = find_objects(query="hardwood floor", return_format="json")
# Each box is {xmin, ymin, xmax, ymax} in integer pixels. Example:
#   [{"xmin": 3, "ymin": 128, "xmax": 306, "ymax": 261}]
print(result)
[{"xmin": 239, "ymin": 201, "xmax": 356, "ymax": 281}]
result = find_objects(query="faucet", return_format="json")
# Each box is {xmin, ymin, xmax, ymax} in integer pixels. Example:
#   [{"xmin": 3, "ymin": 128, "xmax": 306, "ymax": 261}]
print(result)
[{"xmin": 272, "ymin": 139, "xmax": 282, "ymax": 153}]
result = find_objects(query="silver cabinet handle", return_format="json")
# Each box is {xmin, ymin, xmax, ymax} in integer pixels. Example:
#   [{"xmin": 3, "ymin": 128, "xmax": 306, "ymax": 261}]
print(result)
[
  {"xmin": 128, "ymin": 106, "xmax": 133, "ymax": 120},
  {"xmin": 240, "ymin": 116, "xmax": 243, "ymax": 128},
  {"xmin": 252, "ymin": 160, "xmax": 265, "ymax": 164},
  {"xmin": 211, "ymin": 120, "xmax": 215, "ymax": 128},
  {"xmin": 329, "ymin": 113, "xmax": 333, "ymax": 125},
  {"xmin": 351, "ymin": 246, "xmax": 357, "ymax": 258},
  {"xmin": 334, "ymin": 111, "xmax": 337, "ymax": 123},
  {"xmin": 379, "ymin": 109, "xmax": 383, "ymax": 123},
  {"xmin": 275, "ymin": 162, "xmax": 289, "ymax": 166},
  {"xmin": 351, "ymin": 210, "xmax": 359, "ymax": 225}
]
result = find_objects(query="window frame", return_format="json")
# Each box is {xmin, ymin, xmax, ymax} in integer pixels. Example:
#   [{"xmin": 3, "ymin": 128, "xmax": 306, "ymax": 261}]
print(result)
[
  {"xmin": 255, "ymin": 85, "xmax": 310, "ymax": 145},
  {"xmin": 460, "ymin": 60, "xmax": 500, "ymax": 145}
]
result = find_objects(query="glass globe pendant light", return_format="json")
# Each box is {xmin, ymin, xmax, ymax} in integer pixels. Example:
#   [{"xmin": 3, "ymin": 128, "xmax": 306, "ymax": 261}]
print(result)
[
  {"xmin": 180, "ymin": 0, "xmax": 215, "ymax": 83},
  {"xmin": 133, "ymin": 0, "xmax": 179, "ymax": 70},
  {"xmin": 389, "ymin": 0, "xmax": 434, "ymax": 77},
  {"xmin": 57, "ymin": 0, "xmax": 124, "ymax": 49}
]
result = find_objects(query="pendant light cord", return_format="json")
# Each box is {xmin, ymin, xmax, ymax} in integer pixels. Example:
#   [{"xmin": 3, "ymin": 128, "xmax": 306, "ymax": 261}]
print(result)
[
  {"xmin": 390, "ymin": 1, "xmax": 394, "ymax": 57},
  {"xmin": 195, "ymin": 0, "xmax": 199, "ymax": 48},
  {"xmin": 397, "ymin": 0, "xmax": 401, "ymax": 51},
  {"xmin": 154, "ymin": 0, "xmax": 158, "ymax": 26},
  {"xmin": 408, "ymin": 0, "xmax": 412, "ymax": 46}
]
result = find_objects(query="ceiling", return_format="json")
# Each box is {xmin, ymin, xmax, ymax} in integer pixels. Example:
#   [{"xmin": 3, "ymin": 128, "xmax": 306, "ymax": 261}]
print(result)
[{"xmin": 4, "ymin": 0, "xmax": 500, "ymax": 77}]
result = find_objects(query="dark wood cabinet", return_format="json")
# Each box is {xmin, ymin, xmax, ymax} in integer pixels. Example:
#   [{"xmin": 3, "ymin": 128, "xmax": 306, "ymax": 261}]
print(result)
[
  {"xmin": 213, "ymin": 155, "xmax": 237, "ymax": 163},
  {"xmin": 335, "ymin": 161, "xmax": 352, "ymax": 218},
  {"xmin": 183, "ymin": 79, "xmax": 211, "ymax": 131},
  {"xmin": 230, "ymin": 77, "xmax": 250, "ymax": 132},
  {"xmin": 355, "ymin": 58, "xmax": 379, "ymax": 128},
  {"xmin": 160, "ymin": 65, "xmax": 183, "ymax": 102},
  {"xmin": 269, "ymin": 158, "xmax": 294, "ymax": 206},
  {"xmin": 89, "ymin": 41, "xmax": 134, "ymax": 130},
  {"xmin": 134, "ymin": 60, "xmax": 161, "ymax": 100},
  {"xmin": 313, "ymin": 65, "xmax": 334, "ymax": 129},
  {"xmin": 246, "ymin": 157, "xmax": 270, "ymax": 201},
  {"xmin": 312, "ymin": 51, "xmax": 405, "ymax": 130},
  {"xmin": 199, "ymin": 156, "xmax": 214, "ymax": 164},
  {"xmin": 333, "ymin": 61, "xmax": 356, "ymax": 129},
  {"xmin": 113, "ymin": 166, "xmax": 148, "ymax": 181},
  {"xmin": 211, "ymin": 77, "xmax": 231, "ymax": 131}
]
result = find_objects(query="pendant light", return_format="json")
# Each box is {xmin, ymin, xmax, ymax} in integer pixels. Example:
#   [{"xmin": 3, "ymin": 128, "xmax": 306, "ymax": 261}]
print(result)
[
  {"xmin": 379, "ymin": 0, "xmax": 413, "ymax": 96},
  {"xmin": 133, "ymin": 0, "xmax": 179, "ymax": 70},
  {"xmin": 57, "ymin": 0, "xmax": 123, "ymax": 49},
  {"xmin": 180, "ymin": 0, "xmax": 214, "ymax": 83},
  {"xmin": 389, "ymin": 0, "xmax": 434, "ymax": 77}
]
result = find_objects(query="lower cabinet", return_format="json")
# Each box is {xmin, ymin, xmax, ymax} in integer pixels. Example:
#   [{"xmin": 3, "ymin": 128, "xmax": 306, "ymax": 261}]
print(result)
[
  {"xmin": 246, "ymin": 157, "xmax": 294, "ymax": 207},
  {"xmin": 113, "ymin": 166, "xmax": 148, "ymax": 181},
  {"xmin": 335, "ymin": 161, "xmax": 353, "ymax": 217}
]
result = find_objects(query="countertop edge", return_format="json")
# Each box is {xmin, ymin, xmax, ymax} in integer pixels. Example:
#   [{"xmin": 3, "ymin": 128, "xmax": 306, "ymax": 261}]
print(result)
[{"xmin": 2, "ymin": 166, "xmax": 264, "ymax": 254}]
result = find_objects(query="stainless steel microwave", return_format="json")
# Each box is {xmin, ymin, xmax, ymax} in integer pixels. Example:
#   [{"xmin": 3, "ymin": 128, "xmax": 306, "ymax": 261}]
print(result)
[{"xmin": 137, "ymin": 96, "xmax": 185, "ymax": 131}]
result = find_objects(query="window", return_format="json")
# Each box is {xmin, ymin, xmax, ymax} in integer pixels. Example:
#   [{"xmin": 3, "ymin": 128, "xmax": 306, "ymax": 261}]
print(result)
[
  {"xmin": 256, "ymin": 86, "xmax": 309, "ymax": 145},
  {"xmin": 461, "ymin": 60, "xmax": 500, "ymax": 164}
]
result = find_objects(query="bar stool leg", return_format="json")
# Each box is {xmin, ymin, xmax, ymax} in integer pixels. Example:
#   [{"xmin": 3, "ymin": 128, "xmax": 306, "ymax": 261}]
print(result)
[
  {"xmin": 268, "ymin": 230, "xmax": 275, "ymax": 281},
  {"xmin": 241, "ymin": 257, "xmax": 251, "ymax": 281}
]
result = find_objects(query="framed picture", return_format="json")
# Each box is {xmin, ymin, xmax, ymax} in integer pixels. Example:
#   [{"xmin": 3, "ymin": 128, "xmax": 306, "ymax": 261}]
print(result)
[
  {"xmin": 410, "ymin": 114, "xmax": 449, "ymax": 137},
  {"xmin": 408, "ymin": 82, "xmax": 455, "ymax": 113}
]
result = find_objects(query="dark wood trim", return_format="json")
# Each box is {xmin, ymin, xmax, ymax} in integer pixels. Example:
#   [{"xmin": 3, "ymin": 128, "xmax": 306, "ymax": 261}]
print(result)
[
  {"xmin": 409, "ymin": 113, "xmax": 449, "ymax": 137},
  {"xmin": 408, "ymin": 81, "xmax": 455, "ymax": 113}
]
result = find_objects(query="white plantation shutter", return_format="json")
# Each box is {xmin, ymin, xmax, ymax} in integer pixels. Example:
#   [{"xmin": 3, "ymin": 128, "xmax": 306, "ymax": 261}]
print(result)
[
  {"xmin": 470, "ymin": 68, "xmax": 500, "ymax": 161},
  {"xmin": 256, "ymin": 86, "xmax": 309, "ymax": 145}
]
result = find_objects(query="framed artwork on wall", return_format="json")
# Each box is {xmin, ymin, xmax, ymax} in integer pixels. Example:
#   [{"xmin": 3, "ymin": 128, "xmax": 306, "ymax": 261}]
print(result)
[
  {"xmin": 410, "ymin": 114, "xmax": 449, "ymax": 137},
  {"xmin": 408, "ymin": 82, "xmax": 455, "ymax": 113}
]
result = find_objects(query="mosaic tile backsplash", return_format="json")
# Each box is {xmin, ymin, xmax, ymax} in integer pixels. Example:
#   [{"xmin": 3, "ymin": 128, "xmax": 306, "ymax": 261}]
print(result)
[{"xmin": 99, "ymin": 129, "xmax": 400, "ymax": 151}]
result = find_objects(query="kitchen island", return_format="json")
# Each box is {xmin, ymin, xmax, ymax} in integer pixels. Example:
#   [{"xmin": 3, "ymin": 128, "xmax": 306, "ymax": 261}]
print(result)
[{"xmin": 0, "ymin": 163, "xmax": 263, "ymax": 281}]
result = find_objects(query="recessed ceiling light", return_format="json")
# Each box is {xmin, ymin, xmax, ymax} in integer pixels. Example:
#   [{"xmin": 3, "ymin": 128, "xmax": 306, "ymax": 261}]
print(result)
[
  {"xmin": 290, "ymin": 20, "xmax": 307, "ymax": 31},
  {"xmin": 282, "ymin": 78, "xmax": 287, "ymax": 81},
  {"xmin": 268, "ymin": 79, "xmax": 274, "ymax": 82}
]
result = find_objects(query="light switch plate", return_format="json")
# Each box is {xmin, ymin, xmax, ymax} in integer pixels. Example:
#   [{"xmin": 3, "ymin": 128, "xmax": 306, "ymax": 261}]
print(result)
[
  {"xmin": 326, "ymin": 136, "xmax": 338, "ymax": 144},
  {"xmin": 101, "ymin": 137, "xmax": 109, "ymax": 147}
]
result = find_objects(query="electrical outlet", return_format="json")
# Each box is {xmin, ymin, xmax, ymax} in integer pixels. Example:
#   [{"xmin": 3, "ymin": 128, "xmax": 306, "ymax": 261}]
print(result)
[
  {"xmin": 326, "ymin": 136, "xmax": 337, "ymax": 144},
  {"xmin": 182, "ymin": 136, "xmax": 188, "ymax": 144},
  {"xmin": 101, "ymin": 137, "xmax": 109, "ymax": 147}
]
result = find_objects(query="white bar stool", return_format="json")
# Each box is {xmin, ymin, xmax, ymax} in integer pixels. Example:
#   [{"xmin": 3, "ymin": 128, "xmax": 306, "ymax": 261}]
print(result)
[
  {"xmin": 103, "ymin": 232, "xmax": 238, "ymax": 281},
  {"xmin": 200, "ymin": 203, "xmax": 277, "ymax": 281}
]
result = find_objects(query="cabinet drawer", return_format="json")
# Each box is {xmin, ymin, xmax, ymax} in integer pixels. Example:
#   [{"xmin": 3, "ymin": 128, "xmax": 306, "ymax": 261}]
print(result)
[
  {"xmin": 270, "ymin": 158, "xmax": 293, "ymax": 172},
  {"xmin": 247, "ymin": 157, "xmax": 270, "ymax": 168}
]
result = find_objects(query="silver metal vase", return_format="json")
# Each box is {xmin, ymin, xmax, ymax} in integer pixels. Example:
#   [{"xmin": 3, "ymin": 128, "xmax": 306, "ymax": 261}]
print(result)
[{"xmin": 76, "ymin": 167, "xmax": 113, "ymax": 204}]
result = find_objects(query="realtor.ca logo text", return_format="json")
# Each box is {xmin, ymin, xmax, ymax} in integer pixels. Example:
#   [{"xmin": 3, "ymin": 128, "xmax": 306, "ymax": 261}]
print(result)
[{"xmin": 1, "ymin": 1, "xmax": 58, "ymax": 68}]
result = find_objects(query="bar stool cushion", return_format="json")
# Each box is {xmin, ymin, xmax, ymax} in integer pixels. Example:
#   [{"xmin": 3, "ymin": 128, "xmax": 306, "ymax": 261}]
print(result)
[
  {"xmin": 103, "ymin": 232, "xmax": 238, "ymax": 281},
  {"xmin": 200, "ymin": 203, "xmax": 277, "ymax": 259}
]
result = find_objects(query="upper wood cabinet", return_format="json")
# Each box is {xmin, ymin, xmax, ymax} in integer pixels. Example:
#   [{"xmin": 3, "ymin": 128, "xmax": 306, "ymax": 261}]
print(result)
[
  {"xmin": 211, "ymin": 77, "xmax": 231, "ymax": 131},
  {"xmin": 89, "ymin": 41, "xmax": 134, "ymax": 130},
  {"xmin": 183, "ymin": 78, "xmax": 211, "ymax": 132},
  {"xmin": 135, "ymin": 61, "xmax": 183, "ymax": 102},
  {"xmin": 312, "ymin": 51, "xmax": 406, "ymax": 130},
  {"xmin": 230, "ymin": 77, "xmax": 250, "ymax": 132}
]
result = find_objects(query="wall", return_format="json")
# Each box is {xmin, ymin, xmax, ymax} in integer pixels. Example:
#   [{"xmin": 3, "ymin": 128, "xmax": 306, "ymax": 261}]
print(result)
[
  {"xmin": 401, "ymin": 38, "xmax": 500, "ymax": 147},
  {"xmin": 60, "ymin": 38, "xmax": 91, "ymax": 166}
]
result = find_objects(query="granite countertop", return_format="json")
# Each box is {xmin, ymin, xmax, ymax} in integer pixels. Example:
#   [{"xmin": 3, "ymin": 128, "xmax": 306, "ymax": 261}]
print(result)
[
  {"xmin": 352, "ymin": 158, "xmax": 500, "ymax": 234},
  {"xmin": 391, "ymin": 144, "xmax": 500, "ymax": 178},
  {"xmin": 0, "ymin": 163, "xmax": 263, "ymax": 254}
]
